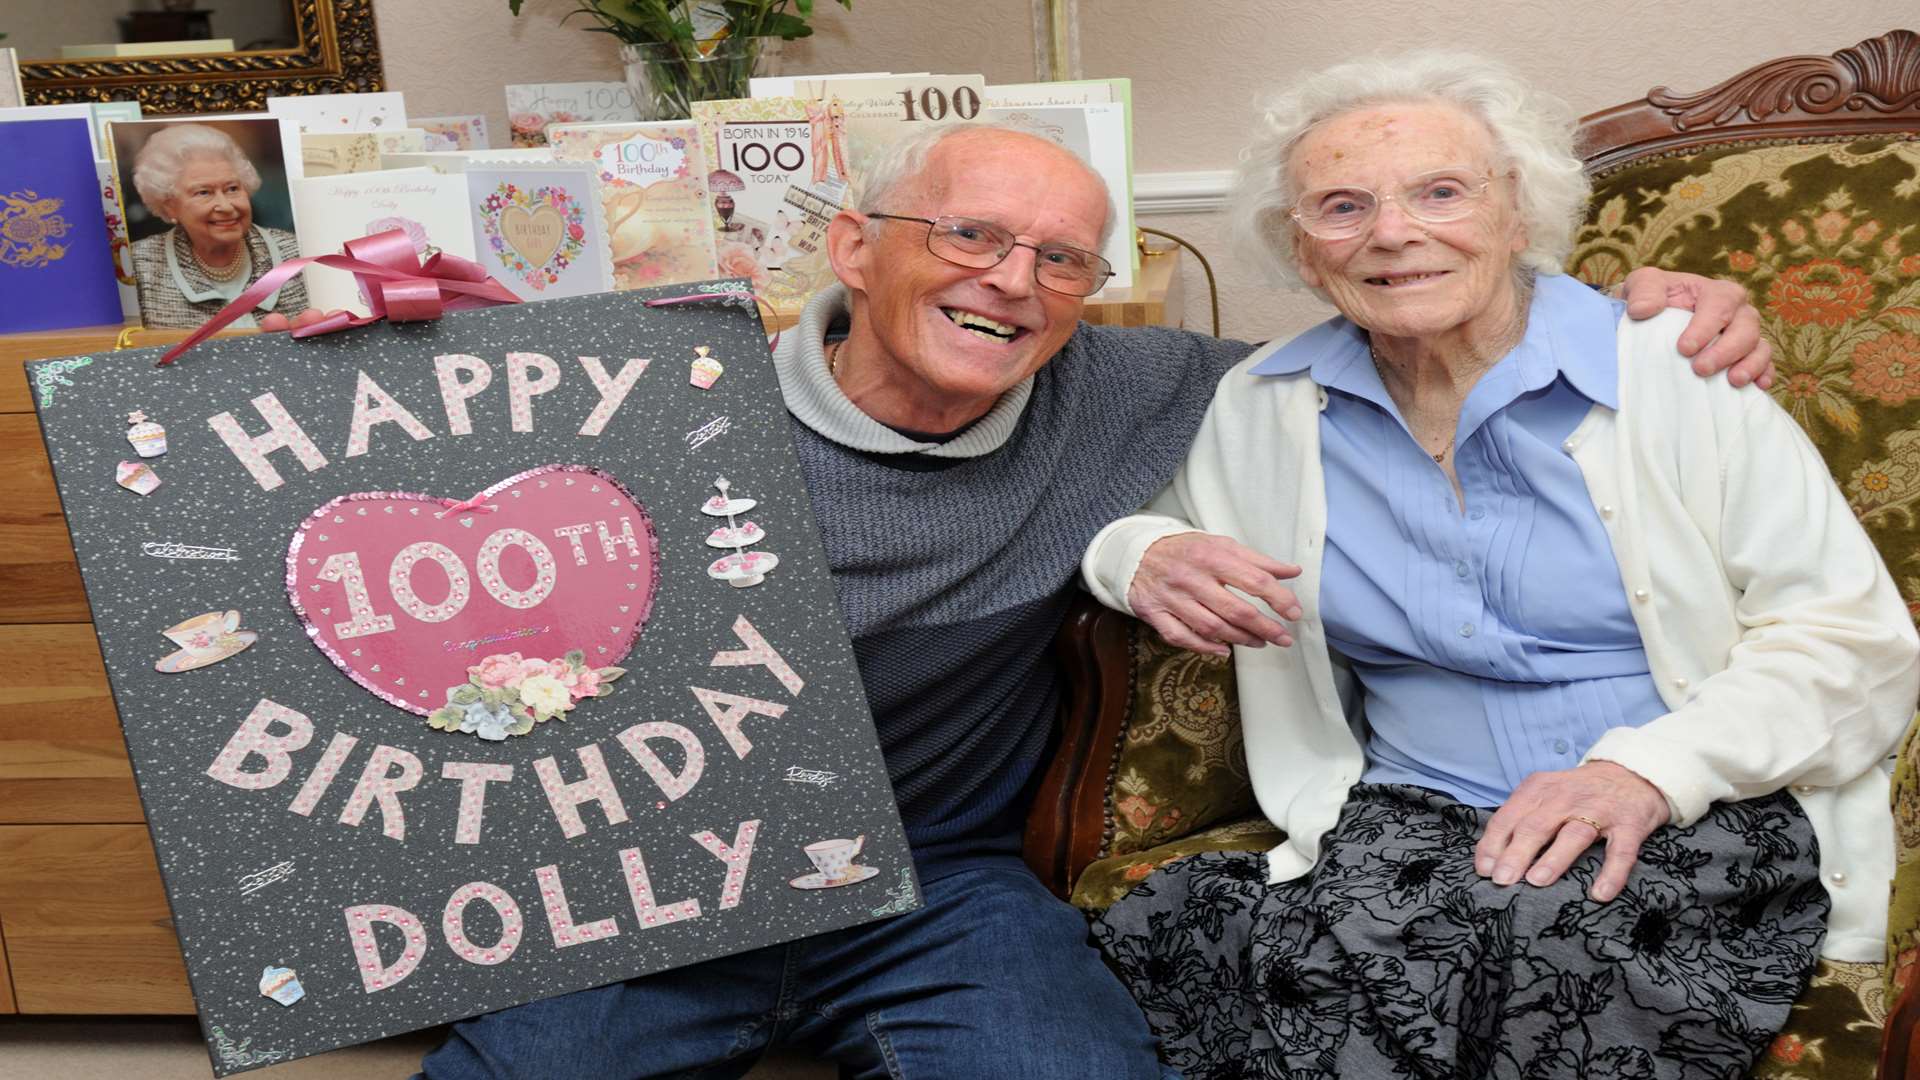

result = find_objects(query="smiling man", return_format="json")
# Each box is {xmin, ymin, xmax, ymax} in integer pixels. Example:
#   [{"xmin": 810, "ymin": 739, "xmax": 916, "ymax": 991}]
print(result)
[{"xmin": 419, "ymin": 124, "xmax": 1773, "ymax": 1080}]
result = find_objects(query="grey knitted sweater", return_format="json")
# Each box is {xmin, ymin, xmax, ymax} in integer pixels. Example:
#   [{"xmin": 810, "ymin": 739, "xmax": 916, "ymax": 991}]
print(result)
[{"xmin": 774, "ymin": 287, "xmax": 1253, "ymax": 874}]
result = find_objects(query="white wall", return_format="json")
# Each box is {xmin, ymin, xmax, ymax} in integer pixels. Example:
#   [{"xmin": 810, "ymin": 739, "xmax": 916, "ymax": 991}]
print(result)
[{"xmin": 373, "ymin": 0, "xmax": 1919, "ymax": 341}]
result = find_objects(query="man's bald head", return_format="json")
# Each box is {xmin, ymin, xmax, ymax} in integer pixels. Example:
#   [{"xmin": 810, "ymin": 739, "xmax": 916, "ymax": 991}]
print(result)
[{"xmin": 856, "ymin": 123, "xmax": 1115, "ymax": 248}]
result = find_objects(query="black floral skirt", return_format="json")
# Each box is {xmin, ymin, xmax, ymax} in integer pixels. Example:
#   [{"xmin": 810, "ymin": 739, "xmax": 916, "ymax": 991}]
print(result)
[{"xmin": 1093, "ymin": 784, "xmax": 1829, "ymax": 1080}]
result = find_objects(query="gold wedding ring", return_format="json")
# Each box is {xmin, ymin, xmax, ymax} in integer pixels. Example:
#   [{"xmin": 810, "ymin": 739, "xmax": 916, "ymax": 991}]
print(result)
[{"xmin": 1569, "ymin": 814, "xmax": 1605, "ymax": 831}]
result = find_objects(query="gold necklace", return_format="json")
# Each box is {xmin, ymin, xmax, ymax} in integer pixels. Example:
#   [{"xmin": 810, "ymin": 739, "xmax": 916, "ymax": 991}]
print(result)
[
  {"xmin": 826, "ymin": 339, "xmax": 842, "ymax": 378},
  {"xmin": 1366, "ymin": 295, "xmax": 1532, "ymax": 466},
  {"xmin": 1366, "ymin": 342, "xmax": 1457, "ymax": 464}
]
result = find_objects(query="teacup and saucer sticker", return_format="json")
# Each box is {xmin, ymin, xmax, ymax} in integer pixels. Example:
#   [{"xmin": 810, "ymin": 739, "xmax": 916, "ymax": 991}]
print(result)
[
  {"xmin": 790, "ymin": 835, "xmax": 880, "ymax": 890},
  {"xmin": 259, "ymin": 965, "xmax": 304, "ymax": 1006},
  {"xmin": 116, "ymin": 460, "xmax": 161, "ymax": 495},
  {"xmin": 155, "ymin": 609, "xmax": 258, "ymax": 673}
]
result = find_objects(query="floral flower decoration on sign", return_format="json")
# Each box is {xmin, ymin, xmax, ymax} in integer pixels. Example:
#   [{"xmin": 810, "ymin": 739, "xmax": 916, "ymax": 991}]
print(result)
[
  {"xmin": 479, "ymin": 182, "xmax": 588, "ymax": 291},
  {"xmin": 427, "ymin": 649, "xmax": 627, "ymax": 740}
]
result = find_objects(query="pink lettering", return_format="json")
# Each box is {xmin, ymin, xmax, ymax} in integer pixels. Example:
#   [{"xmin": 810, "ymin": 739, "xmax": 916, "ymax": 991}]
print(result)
[
  {"xmin": 207, "ymin": 392, "xmax": 328, "ymax": 491},
  {"xmin": 206, "ymin": 698, "xmax": 314, "ymax": 790},
  {"xmin": 339, "ymin": 744, "xmax": 424, "ymax": 841},
  {"xmin": 532, "ymin": 745, "xmax": 630, "ymax": 839}
]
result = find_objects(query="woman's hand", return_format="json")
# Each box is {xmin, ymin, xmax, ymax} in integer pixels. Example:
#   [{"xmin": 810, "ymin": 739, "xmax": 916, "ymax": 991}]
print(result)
[
  {"xmin": 1474, "ymin": 761, "xmax": 1670, "ymax": 902},
  {"xmin": 1128, "ymin": 532, "xmax": 1302, "ymax": 657},
  {"xmin": 1619, "ymin": 267, "xmax": 1774, "ymax": 389}
]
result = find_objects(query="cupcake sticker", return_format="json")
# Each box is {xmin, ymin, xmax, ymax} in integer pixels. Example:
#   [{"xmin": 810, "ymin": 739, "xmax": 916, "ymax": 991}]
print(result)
[
  {"xmin": 116, "ymin": 460, "xmax": 161, "ymax": 495},
  {"xmin": 126, "ymin": 411, "xmax": 167, "ymax": 457},
  {"xmin": 689, "ymin": 346, "xmax": 724, "ymax": 390}
]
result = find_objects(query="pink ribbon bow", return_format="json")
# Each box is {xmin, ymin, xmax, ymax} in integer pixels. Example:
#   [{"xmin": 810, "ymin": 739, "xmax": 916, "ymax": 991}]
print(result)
[
  {"xmin": 435, "ymin": 492, "xmax": 500, "ymax": 519},
  {"xmin": 157, "ymin": 229, "xmax": 522, "ymax": 367}
]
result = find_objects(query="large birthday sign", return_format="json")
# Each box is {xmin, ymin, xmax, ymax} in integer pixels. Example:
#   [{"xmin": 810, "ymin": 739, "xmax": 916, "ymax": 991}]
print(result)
[{"xmin": 28, "ymin": 285, "xmax": 916, "ymax": 1075}]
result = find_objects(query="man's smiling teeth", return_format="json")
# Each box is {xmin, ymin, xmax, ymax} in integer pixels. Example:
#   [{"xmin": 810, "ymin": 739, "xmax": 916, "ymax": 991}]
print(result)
[
  {"xmin": 1367, "ymin": 271, "xmax": 1447, "ymax": 286},
  {"xmin": 942, "ymin": 307, "xmax": 1017, "ymax": 341}
]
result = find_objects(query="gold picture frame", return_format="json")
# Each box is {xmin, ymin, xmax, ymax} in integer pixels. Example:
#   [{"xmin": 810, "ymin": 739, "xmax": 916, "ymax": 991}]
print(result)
[{"xmin": 20, "ymin": 0, "xmax": 384, "ymax": 115}]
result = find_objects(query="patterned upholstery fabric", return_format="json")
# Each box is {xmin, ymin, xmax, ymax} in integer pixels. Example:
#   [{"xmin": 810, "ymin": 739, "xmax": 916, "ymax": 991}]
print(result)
[
  {"xmin": 1569, "ymin": 137, "xmax": 1920, "ymax": 1014},
  {"xmin": 1069, "ymin": 134, "xmax": 1920, "ymax": 1076},
  {"xmin": 1571, "ymin": 138, "xmax": 1920, "ymax": 630},
  {"xmin": 1097, "ymin": 630, "xmax": 1255, "ymax": 862},
  {"xmin": 1748, "ymin": 961, "xmax": 1886, "ymax": 1079}
]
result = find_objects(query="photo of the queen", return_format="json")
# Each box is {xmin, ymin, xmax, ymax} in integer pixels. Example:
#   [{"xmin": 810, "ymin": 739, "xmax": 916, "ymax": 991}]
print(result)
[{"xmin": 116, "ymin": 119, "xmax": 311, "ymax": 329}]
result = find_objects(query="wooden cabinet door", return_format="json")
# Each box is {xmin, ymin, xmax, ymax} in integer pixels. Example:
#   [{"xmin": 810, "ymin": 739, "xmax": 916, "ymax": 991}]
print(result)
[{"xmin": 0, "ymin": 325, "xmax": 204, "ymax": 1014}]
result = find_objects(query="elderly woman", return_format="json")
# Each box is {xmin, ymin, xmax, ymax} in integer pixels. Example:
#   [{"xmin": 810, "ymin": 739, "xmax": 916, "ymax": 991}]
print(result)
[
  {"xmin": 128, "ymin": 123, "xmax": 309, "ymax": 329},
  {"xmin": 1083, "ymin": 51, "xmax": 1920, "ymax": 1079}
]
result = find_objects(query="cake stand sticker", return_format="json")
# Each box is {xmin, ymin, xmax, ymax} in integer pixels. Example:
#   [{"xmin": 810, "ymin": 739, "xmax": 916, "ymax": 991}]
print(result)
[
  {"xmin": 789, "ymin": 835, "xmax": 877, "ymax": 889},
  {"xmin": 156, "ymin": 609, "xmax": 258, "ymax": 673},
  {"xmin": 701, "ymin": 476, "xmax": 777, "ymax": 588},
  {"xmin": 284, "ymin": 464, "xmax": 659, "ymax": 731},
  {"xmin": 126, "ymin": 410, "xmax": 167, "ymax": 457}
]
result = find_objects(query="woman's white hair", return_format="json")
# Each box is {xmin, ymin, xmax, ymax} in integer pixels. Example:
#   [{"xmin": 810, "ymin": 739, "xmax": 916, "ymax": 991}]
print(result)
[
  {"xmin": 131, "ymin": 123, "xmax": 262, "ymax": 219},
  {"xmin": 856, "ymin": 121, "xmax": 1117, "ymax": 248},
  {"xmin": 1231, "ymin": 50, "xmax": 1590, "ymax": 288}
]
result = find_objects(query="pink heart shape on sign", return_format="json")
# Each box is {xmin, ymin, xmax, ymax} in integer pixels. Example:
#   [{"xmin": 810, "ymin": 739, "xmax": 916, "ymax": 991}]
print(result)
[{"xmin": 285, "ymin": 465, "xmax": 660, "ymax": 716}]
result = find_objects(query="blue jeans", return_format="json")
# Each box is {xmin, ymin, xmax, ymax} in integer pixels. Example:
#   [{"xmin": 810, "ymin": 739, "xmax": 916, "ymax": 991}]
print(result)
[{"xmin": 416, "ymin": 862, "xmax": 1177, "ymax": 1080}]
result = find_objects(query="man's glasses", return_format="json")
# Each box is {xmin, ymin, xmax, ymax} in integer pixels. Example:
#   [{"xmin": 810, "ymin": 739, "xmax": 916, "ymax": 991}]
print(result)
[
  {"xmin": 1288, "ymin": 169, "xmax": 1498, "ymax": 241},
  {"xmin": 865, "ymin": 213, "xmax": 1114, "ymax": 297}
]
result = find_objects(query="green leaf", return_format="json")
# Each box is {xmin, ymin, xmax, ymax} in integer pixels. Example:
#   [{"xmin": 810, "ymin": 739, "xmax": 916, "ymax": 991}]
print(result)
[
  {"xmin": 764, "ymin": 11, "xmax": 809, "ymax": 37},
  {"xmin": 597, "ymin": 666, "xmax": 627, "ymax": 682},
  {"xmin": 427, "ymin": 707, "xmax": 464, "ymax": 732},
  {"xmin": 450, "ymin": 685, "xmax": 482, "ymax": 706},
  {"xmin": 564, "ymin": 649, "xmax": 586, "ymax": 668},
  {"xmin": 1884, "ymin": 307, "xmax": 1920, "ymax": 334},
  {"xmin": 508, "ymin": 716, "xmax": 536, "ymax": 737}
]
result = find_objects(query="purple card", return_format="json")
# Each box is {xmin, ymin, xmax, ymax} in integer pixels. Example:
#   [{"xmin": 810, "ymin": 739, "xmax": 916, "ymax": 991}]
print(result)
[{"xmin": 0, "ymin": 118, "xmax": 124, "ymax": 333}]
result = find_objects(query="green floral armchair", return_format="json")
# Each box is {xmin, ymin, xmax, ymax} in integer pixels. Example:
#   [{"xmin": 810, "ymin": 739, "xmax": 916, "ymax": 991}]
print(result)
[{"xmin": 1021, "ymin": 31, "xmax": 1920, "ymax": 1079}]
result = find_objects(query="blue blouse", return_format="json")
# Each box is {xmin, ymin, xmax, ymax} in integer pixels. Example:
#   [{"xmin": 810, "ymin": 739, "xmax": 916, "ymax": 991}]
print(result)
[{"xmin": 1249, "ymin": 274, "xmax": 1668, "ymax": 807}]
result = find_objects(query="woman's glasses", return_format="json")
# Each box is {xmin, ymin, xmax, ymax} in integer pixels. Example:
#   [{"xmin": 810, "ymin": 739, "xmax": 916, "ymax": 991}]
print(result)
[{"xmin": 1288, "ymin": 169, "xmax": 1498, "ymax": 241}]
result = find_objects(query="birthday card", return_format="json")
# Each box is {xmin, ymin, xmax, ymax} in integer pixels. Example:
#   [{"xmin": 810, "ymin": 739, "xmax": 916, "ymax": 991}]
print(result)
[
  {"xmin": 690, "ymin": 97, "xmax": 845, "ymax": 314},
  {"xmin": 549, "ymin": 121, "xmax": 719, "ymax": 291},
  {"xmin": 26, "ymin": 284, "xmax": 916, "ymax": 1074},
  {"xmin": 289, "ymin": 169, "xmax": 479, "ymax": 316},
  {"xmin": 465, "ymin": 161, "xmax": 616, "ymax": 301}
]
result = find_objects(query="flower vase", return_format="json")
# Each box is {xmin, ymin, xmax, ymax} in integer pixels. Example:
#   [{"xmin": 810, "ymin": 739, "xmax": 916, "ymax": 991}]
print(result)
[{"xmin": 620, "ymin": 37, "xmax": 785, "ymax": 121}]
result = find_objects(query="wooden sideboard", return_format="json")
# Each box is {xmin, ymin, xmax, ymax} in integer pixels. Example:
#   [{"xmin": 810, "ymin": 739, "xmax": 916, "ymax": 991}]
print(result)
[
  {"xmin": 0, "ymin": 323, "xmax": 212, "ymax": 1013},
  {"xmin": 0, "ymin": 257, "xmax": 1183, "ymax": 1015}
]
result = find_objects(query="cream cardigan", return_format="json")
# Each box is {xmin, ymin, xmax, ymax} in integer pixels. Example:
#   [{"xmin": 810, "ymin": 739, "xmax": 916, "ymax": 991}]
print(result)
[{"xmin": 1083, "ymin": 308, "xmax": 1920, "ymax": 962}]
